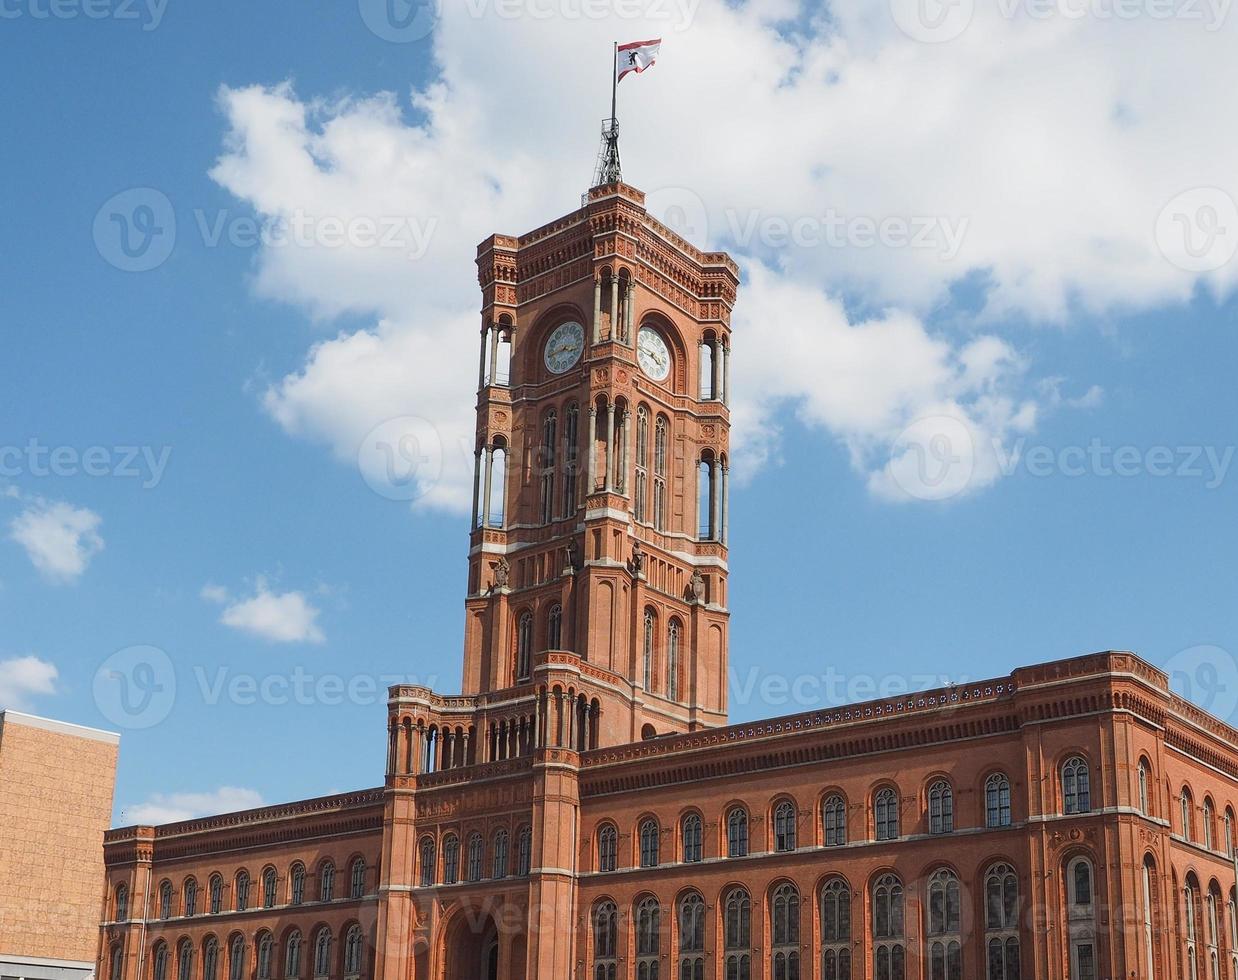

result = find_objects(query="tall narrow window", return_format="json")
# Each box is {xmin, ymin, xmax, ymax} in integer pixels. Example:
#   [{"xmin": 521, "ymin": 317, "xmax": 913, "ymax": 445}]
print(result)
[
  {"xmin": 547, "ymin": 604, "xmax": 563, "ymax": 650},
  {"xmin": 985, "ymin": 863, "xmax": 1020, "ymax": 980},
  {"xmin": 183, "ymin": 878, "xmax": 198, "ymax": 917},
  {"xmin": 679, "ymin": 893, "xmax": 705, "ymax": 980},
  {"xmin": 443, "ymin": 836, "xmax": 460, "ymax": 884},
  {"xmin": 927, "ymin": 869, "xmax": 962, "ymax": 980},
  {"xmin": 290, "ymin": 863, "xmax": 305, "ymax": 905},
  {"xmin": 235, "ymin": 871, "xmax": 250, "ymax": 912},
  {"xmin": 873, "ymin": 874, "xmax": 905, "ymax": 980},
  {"xmin": 517, "ymin": 826, "xmax": 531, "ymax": 875},
  {"xmin": 319, "ymin": 862, "xmax": 335, "ymax": 902},
  {"xmin": 492, "ymin": 829, "xmax": 509, "ymax": 879},
  {"xmin": 771, "ymin": 884, "xmax": 800, "ymax": 980},
  {"xmin": 1182, "ymin": 789, "xmax": 1195, "ymax": 841},
  {"xmin": 177, "ymin": 941, "xmax": 194, "ymax": 980},
  {"xmin": 986, "ymin": 773, "xmax": 1012, "ymax": 828},
  {"xmin": 1138, "ymin": 761, "xmax": 1151, "ymax": 816},
  {"xmin": 821, "ymin": 878, "xmax": 852, "ymax": 980},
  {"xmin": 666, "ymin": 620, "xmax": 680, "ymax": 700},
  {"xmin": 823, "ymin": 794, "xmax": 847, "ymax": 847},
  {"xmin": 350, "ymin": 858, "xmax": 365, "ymax": 900},
  {"xmin": 1207, "ymin": 889, "xmax": 1221, "ymax": 980},
  {"xmin": 597, "ymin": 824, "xmax": 617, "ymax": 872},
  {"xmin": 466, "ymin": 834, "xmax": 484, "ymax": 882},
  {"xmin": 419, "ymin": 838, "xmax": 435, "ymax": 887},
  {"xmin": 594, "ymin": 901, "xmax": 618, "ymax": 980},
  {"xmin": 115, "ymin": 884, "xmax": 129, "ymax": 921},
  {"xmin": 724, "ymin": 889, "xmax": 752, "ymax": 980},
  {"xmin": 1062, "ymin": 757, "xmax": 1091, "ymax": 814},
  {"xmin": 1067, "ymin": 857, "xmax": 1097, "ymax": 980},
  {"xmin": 159, "ymin": 880, "xmax": 173, "ymax": 919},
  {"xmin": 284, "ymin": 931, "xmax": 302, "ymax": 980},
  {"xmin": 635, "ymin": 897, "xmax": 661, "ymax": 980},
  {"xmin": 257, "ymin": 934, "xmax": 274, "ymax": 980},
  {"xmin": 229, "ymin": 936, "xmax": 246, "ymax": 980},
  {"xmin": 540, "ymin": 410, "xmax": 557, "ymax": 524},
  {"xmin": 774, "ymin": 800, "xmax": 797, "ymax": 852},
  {"xmin": 643, "ymin": 609, "xmax": 655, "ymax": 692},
  {"xmin": 516, "ymin": 611, "xmax": 533, "ymax": 682},
  {"xmin": 1185, "ymin": 878, "xmax": 1201, "ymax": 980},
  {"xmin": 154, "ymin": 943, "xmax": 169, "ymax": 980},
  {"xmin": 875, "ymin": 788, "xmax": 900, "ymax": 841},
  {"xmin": 682, "ymin": 813, "xmax": 702, "ymax": 863},
  {"xmin": 263, "ymin": 868, "xmax": 277, "ymax": 909},
  {"xmin": 203, "ymin": 939, "xmax": 219, "ymax": 980},
  {"xmin": 562, "ymin": 403, "xmax": 579, "ymax": 516},
  {"xmin": 1142, "ymin": 861, "xmax": 1157, "ymax": 980},
  {"xmin": 343, "ymin": 925, "xmax": 363, "ymax": 978},
  {"xmin": 634, "ymin": 406, "xmax": 649, "ymax": 522},
  {"xmin": 727, "ymin": 807, "xmax": 749, "ymax": 858},
  {"xmin": 313, "ymin": 930, "xmax": 331, "ymax": 979},
  {"xmin": 640, "ymin": 818, "xmax": 660, "ymax": 867},
  {"xmin": 928, "ymin": 781, "xmax": 954, "ymax": 835},
  {"xmin": 209, "ymin": 875, "xmax": 223, "ymax": 915},
  {"xmin": 1226, "ymin": 809, "xmax": 1235, "ymax": 858},
  {"xmin": 1204, "ymin": 799, "xmax": 1215, "ymax": 850},
  {"xmin": 109, "ymin": 945, "xmax": 123, "ymax": 980},
  {"xmin": 653, "ymin": 416, "xmax": 668, "ymax": 531}
]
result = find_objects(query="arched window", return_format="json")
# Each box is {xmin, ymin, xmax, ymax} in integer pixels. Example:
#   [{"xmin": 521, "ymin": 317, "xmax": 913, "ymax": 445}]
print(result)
[
  {"xmin": 290, "ymin": 863, "xmax": 305, "ymax": 905},
  {"xmin": 313, "ymin": 929, "xmax": 331, "ymax": 979},
  {"xmin": 1062, "ymin": 757, "xmax": 1091, "ymax": 814},
  {"xmin": 540, "ymin": 409, "xmax": 557, "ymax": 524},
  {"xmin": 1067, "ymin": 857, "xmax": 1097, "ymax": 980},
  {"xmin": 927, "ymin": 869, "xmax": 962, "ymax": 980},
  {"xmin": 985, "ymin": 863, "xmax": 1020, "ymax": 980},
  {"xmin": 443, "ymin": 835, "xmax": 460, "ymax": 884},
  {"xmin": 547, "ymin": 604, "xmax": 563, "ymax": 650},
  {"xmin": 597, "ymin": 824, "xmax": 618, "ymax": 872},
  {"xmin": 235, "ymin": 871, "xmax": 250, "ymax": 912},
  {"xmin": 516, "ymin": 611, "xmax": 533, "ymax": 682},
  {"xmin": 875, "ymin": 788, "xmax": 899, "ymax": 841},
  {"xmin": 1182, "ymin": 788, "xmax": 1195, "ymax": 841},
  {"xmin": 284, "ymin": 931, "xmax": 303, "ymax": 980},
  {"xmin": 639, "ymin": 818, "xmax": 660, "ymax": 868},
  {"xmin": 1207, "ymin": 886, "xmax": 1222, "ymax": 980},
  {"xmin": 158, "ymin": 880, "xmax": 173, "ymax": 919},
  {"xmin": 256, "ymin": 934, "xmax": 274, "ymax": 980},
  {"xmin": 209, "ymin": 874, "xmax": 223, "ymax": 915},
  {"xmin": 344, "ymin": 858, "xmax": 363, "ymax": 899},
  {"xmin": 203, "ymin": 938, "xmax": 220, "ymax": 980},
  {"xmin": 727, "ymin": 807, "xmax": 749, "ymax": 857},
  {"xmin": 653, "ymin": 416, "xmax": 668, "ymax": 531},
  {"xmin": 517, "ymin": 825, "xmax": 531, "ymax": 875},
  {"xmin": 109, "ymin": 945, "xmax": 123, "ymax": 980},
  {"xmin": 667, "ymin": 619, "xmax": 681, "ymax": 700},
  {"xmin": 823, "ymin": 794, "xmax": 847, "ymax": 847},
  {"xmin": 1204, "ymin": 799, "xmax": 1216, "ymax": 850},
  {"xmin": 562, "ymin": 403, "xmax": 579, "ymax": 516},
  {"xmin": 262, "ymin": 868, "xmax": 277, "ymax": 909},
  {"xmin": 928, "ymin": 781, "xmax": 954, "ymax": 835},
  {"xmin": 115, "ymin": 883, "xmax": 129, "ymax": 921},
  {"xmin": 1226, "ymin": 809, "xmax": 1235, "ymax": 858},
  {"xmin": 642, "ymin": 608, "xmax": 656, "ymax": 692},
  {"xmin": 682, "ymin": 813, "xmax": 703, "ymax": 863},
  {"xmin": 1138, "ymin": 760, "xmax": 1151, "ymax": 816},
  {"xmin": 679, "ymin": 892, "xmax": 705, "ymax": 980},
  {"xmin": 466, "ymin": 833, "xmax": 484, "ymax": 882},
  {"xmin": 821, "ymin": 878, "xmax": 852, "ymax": 980},
  {"xmin": 593, "ymin": 901, "xmax": 618, "ymax": 980},
  {"xmin": 873, "ymin": 874, "xmax": 905, "ymax": 980},
  {"xmin": 492, "ymin": 829, "xmax": 509, "ymax": 879},
  {"xmin": 319, "ymin": 861, "xmax": 335, "ymax": 902},
  {"xmin": 418, "ymin": 837, "xmax": 435, "ymax": 886},
  {"xmin": 153, "ymin": 942, "xmax": 169, "ymax": 980},
  {"xmin": 986, "ymin": 773, "xmax": 1012, "ymax": 828},
  {"xmin": 183, "ymin": 878, "xmax": 198, "ymax": 917},
  {"xmin": 1142, "ymin": 860, "xmax": 1158, "ymax": 980},
  {"xmin": 774, "ymin": 800, "xmax": 797, "ymax": 852},
  {"xmin": 1227, "ymin": 886, "xmax": 1238, "ymax": 980},
  {"xmin": 771, "ymin": 883, "xmax": 800, "ymax": 980},
  {"xmin": 343, "ymin": 925, "xmax": 363, "ymax": 978},
  {"xmin": 1184, "ymin": 876, "xmax": 1201, "ymax": 980},
  {"xmin": 634, "ymin": 405, "xmax": 650, "ymax": 522},
  {"xmin": 177, "ymin": 941, "xmax": 194, "ymax": 980},
  {"xmin": 635, "ymin": 897, "xmax": 661, "ymax": 980},
  {"xmin": 724, "ymin": 888, "xmax": 752, "ymax": 980},
  {"xmin": 228, "ymin": 936, "xmax": 246, "ymax": 980}
]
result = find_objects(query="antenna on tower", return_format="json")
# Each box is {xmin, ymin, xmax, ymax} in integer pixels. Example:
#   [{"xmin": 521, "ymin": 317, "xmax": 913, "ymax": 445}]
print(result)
[{"xmin": 591, "ymin": 42, "xmax": 622, "ymax": 189}]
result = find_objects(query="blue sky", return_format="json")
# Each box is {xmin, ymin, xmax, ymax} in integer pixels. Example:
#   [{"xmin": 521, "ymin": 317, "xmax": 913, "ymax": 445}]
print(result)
[{"xmin": 3, "ymin": 0, "xmax": 1238, "ymax": 824}]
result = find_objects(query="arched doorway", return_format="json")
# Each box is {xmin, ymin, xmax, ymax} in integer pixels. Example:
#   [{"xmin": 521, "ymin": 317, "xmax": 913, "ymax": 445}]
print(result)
[{"xmin": 440, "ymin": 907, "xmax": 500, "ymax": 980}]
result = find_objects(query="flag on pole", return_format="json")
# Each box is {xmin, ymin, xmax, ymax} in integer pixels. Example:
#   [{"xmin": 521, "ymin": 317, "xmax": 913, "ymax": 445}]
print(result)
[{"xmin": 616, "ymin": 39, "xmax": 662, "ymax": 83}]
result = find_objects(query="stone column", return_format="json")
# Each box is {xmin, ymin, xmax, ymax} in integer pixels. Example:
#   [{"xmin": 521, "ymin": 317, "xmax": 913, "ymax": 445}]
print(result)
[
  {"xmin": 606, "ymin": 405, "xmax": 618, "ymax": 491},
  {"xmin": 488, "ymin": 324, "xmax": 500, "ymax": 385},
  {"xmin": 721, "ymin": 463, "xmax": 729, "ymax": 544},
  {"xmin": 620, "ymin": 410, "xmax": 632, "ymax": 496},
  {"xmin": 722, "ymin": 344, "xmax": 731, "ymax": 406},
  {"xmin": 481, "ymin": 446, "xmax": 493, "ymax": 528},
  {"xmin": 609, "ymin": 275, "xmax": 619, "ymax": 341},
  {"xmin": 592, "ymin": 276, "xmax": 602, "ymax": 344},
  {"xmin": 710, "ymin": 458, "xmax": 721, "ymax": 540},
  {"xmin": 587, "ymin": 408, "xmax": 598, "ymax": 493},
  {"xmin": 625, "ymin": 279, "xmax": 636, "ymax": 346},
  {"xmin": 470, "ymin": 446, "xmax": 482, "ymax": 529},
  {"xmin": 478, "ymin": 325, "xmax": 489, "ymax": 388}
]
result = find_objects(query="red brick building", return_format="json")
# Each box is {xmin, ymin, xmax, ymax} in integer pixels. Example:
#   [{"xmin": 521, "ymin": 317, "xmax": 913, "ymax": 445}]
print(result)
[{"xmin": 101, "ymin": 183, "xmax": 1238, "ymax": 980}]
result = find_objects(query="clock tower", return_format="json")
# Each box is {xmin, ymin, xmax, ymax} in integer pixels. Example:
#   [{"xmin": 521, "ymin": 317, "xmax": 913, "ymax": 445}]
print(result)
[{"xmin": 464, "ymin": 180, "xmax": 738, "ymax": 748}]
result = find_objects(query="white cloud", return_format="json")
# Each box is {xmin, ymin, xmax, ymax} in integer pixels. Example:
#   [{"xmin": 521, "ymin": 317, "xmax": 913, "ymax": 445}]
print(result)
[
  {"xmin": 9, "ymin": 500, "xmax": 104, "ymax": 583},
  {"xmin": 214, "ymin": 580, "xmax": 325, "ymax": 644},
  {"xmin": 209, "ymin": 1, "xmax": 1236, "ymax": 506},
  {"xmin": 199, "ymin": 582, "xmax": 229, "ymax": 604},
  {"xmin": 0, "ymin": 655, "xmax": 58, "ymax": 710},
  {"xmin": 122, "ymin": 786, "xmax": 264, "ymax": 825}
]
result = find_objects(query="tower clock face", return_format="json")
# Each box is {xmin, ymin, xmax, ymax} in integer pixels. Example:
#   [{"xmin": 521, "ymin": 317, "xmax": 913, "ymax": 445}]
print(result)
[
  {"xmin": 543, "ymin": 321, "xmax": 585, "ymax": 374},
  {"xmin": 637, "ymin": 326, "xmax": 671, "ymax": 381}
]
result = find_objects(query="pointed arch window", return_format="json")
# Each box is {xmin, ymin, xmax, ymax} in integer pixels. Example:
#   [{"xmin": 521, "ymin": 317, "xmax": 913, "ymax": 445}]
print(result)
[
  {"xmin": 284, "ymin": 931, "xmax": 303, "ymax": 980},
  {"xmin": 547, "ymin": 604, "xmax": 563, "ymax": 651},
  {"xmin": 443, "ymin": 835, "xmax": 460, "ymax": 884},
  {"xmin": 228, "ymin": 936, "xmax": 246, "ymax": 980},
  {"xmin": 154, "ymin": 943, "xmax": 170, "ymax": 980},
  {"xmin": 873, "ymin": 874, "xmax": 905, "ymax": 980},
  {"xmin": 1138, "ymin": 760, "xmax": 1151, "ymax": 816},
  {"xmin": 1206, "ymin": 888, "xmax": 1221, "ymax": 980},
  {"xmin": 636, "ymin": 897, "xmax": 661, "ymax": 980},
  {"xmin": 875, "ymin": 788, "xmax": 900, "ymax": 841},
  {"xmin": 653, "ymin": 416, "xmax": 668, "ymax": 531},
  {"xmin": 319, "ymin": 861, "xmax": 335, "ymax": 902},
  {"xmin": 667, "ymin": 619, "xmax": 681, "ymax": 701},
  {"xmin": 643, "ymin": 609, "xmax": 656, "ymax": 692},
  {"xmin": 593, "ymin": 900, "xmax": 618, "ymax": 980},
  {"xmin": 681, "ymin": 813, "xmax": 702, "ymax": 863},
  {"xmin": 109, "ymin": 945, "xmax": 123, "ymax": 980},
  {"xmin": 256, "ymin": 934, "xmax": 274, "ymax": 980},
  {"xmin": 419, "ymin": 837, "xmax": 435, "ymax": 886},
  {"xmin": 516, "ymin": 611, "xmax": 533, "ymax": 682},
  {"xmin": 1142, "ymin": 861, "xmax": 1158, "ymax": 980},
  {"xmin": 540, "ymin": 409, "xmax": 557, "ymax": 524},
  {"xmin": 823, "ymin": 794, "xmax": 847, "ymax": 847},
  {"xmin": 927, "ymin": 869, "xmax": 962, "ymax": 980},
  {"xmin": 349, "ymin": 858, "xmax": 365, "ymax": 899},
  {"xmin": 562, "ymin": 403, "xmax": 579, "ymax": 516},
  {"xmin": 985, "ymin": 863, "xmax": 1020, "ymax": 980},
  {"xmin": 114, "ymin": 883, "xmax": 129, "ymax": 921},
  {"xmin": 313, "ymin": 930, "xmax": 331, "ymax": 979},
  {"xmin": 517, "ymin": 825, "xmax": 531, "ymax": 875},
  {"xmin": 466, "ymin": 833, "xmax": 484, "ymax": 882},
  {"xmin": 639, "ymin": 818, "xmax": 660, "ymax": 867},
  {"xmin": 774, "ymin": 800, "xmax": 797, "ymax": 852},
  {"xmin": 183, "ymin": 878, "xmax": 198, "ymax": 917},
  {"xmin": 1182, "ymin": 788, "xmax": 1195, "ymax": 841},
  {"xmin": 597, "ymin": 824, "xmax": 618, "ymax": 872},
  {"xmin": 235, "ymin": 870, "xmax": 251, "ymax": 911},
  {"xmin": 492, "ymin": 829, "xmax": 509, "ymax": 879},
  {"xmin": 1184, "ymin": 877, "xmax": 1201, "ymax": 980},
  {"xmin": 821, "ymin": 878, "xmax": 852, "ymax": 980},
  {"xmin": 209, "ymin": 874, "xmax": 223, "ymax": 915},
  {"xmin": 158, "ymin": 880, "xmax": 173, "ymax": 919},
  {"xmin": 177, "ymin": 941, "xmax": 194, "ymax": 980},
  {"xmin": 203, "ymin": 938, "xmax": 220, "ymax": 980},
  {"xmin": 727, "ymin": 807, "xmax": 749, "ymax": 858},
  {"xmin": 1204, "ymin": 799, "xmax": 1216, "ymax": 850},
  {"xmin": 290, "ymin": 863, "xmax": 305, "ymax": 905},
  {"xmin": 634, "ymin": 406, "xmax": 650, "ymax": 522},
  {"xmin": 724, "ymin": 888, "xmax": 752, "ymax": 980},
  {"xmin": 986, "ymin": 773, "xmax": 1012, "ymax": 828},
  {"xmin": 262, "ymin": 868, "xmax": 277, "ymax": 908},
  {"xmin": 771, "ymin": 883, "xmax": 800, "ymax": 980},
  {"xmin": 1062, "ymin": 757, "xmax": 1091, "ymax": 814},
  {"xmin": 928, "ymin": 781, "xmax": 954, "ymax": 835},
  {"xmin": 343, "ymin": 925, "xmax": 363, "ymax": 978},
  {"xmin": 679, "ymin": 892, "xmax": 705, "ymax": 980},
  {"xmin": 1226, "ymin": 809, "xmax": 1236, "ymax": 858}
]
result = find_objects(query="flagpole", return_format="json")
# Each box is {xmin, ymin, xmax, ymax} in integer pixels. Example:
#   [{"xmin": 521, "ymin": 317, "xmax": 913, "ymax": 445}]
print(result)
[{"xmin": 611, "ymin": 40, "xmax": 618, "ymax": 128}]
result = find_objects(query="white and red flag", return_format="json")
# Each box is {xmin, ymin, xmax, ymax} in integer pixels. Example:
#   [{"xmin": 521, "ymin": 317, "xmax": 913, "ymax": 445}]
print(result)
[{"xmin": 616, "ymin": 39, "xmax": 662, "ymax": 83}]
